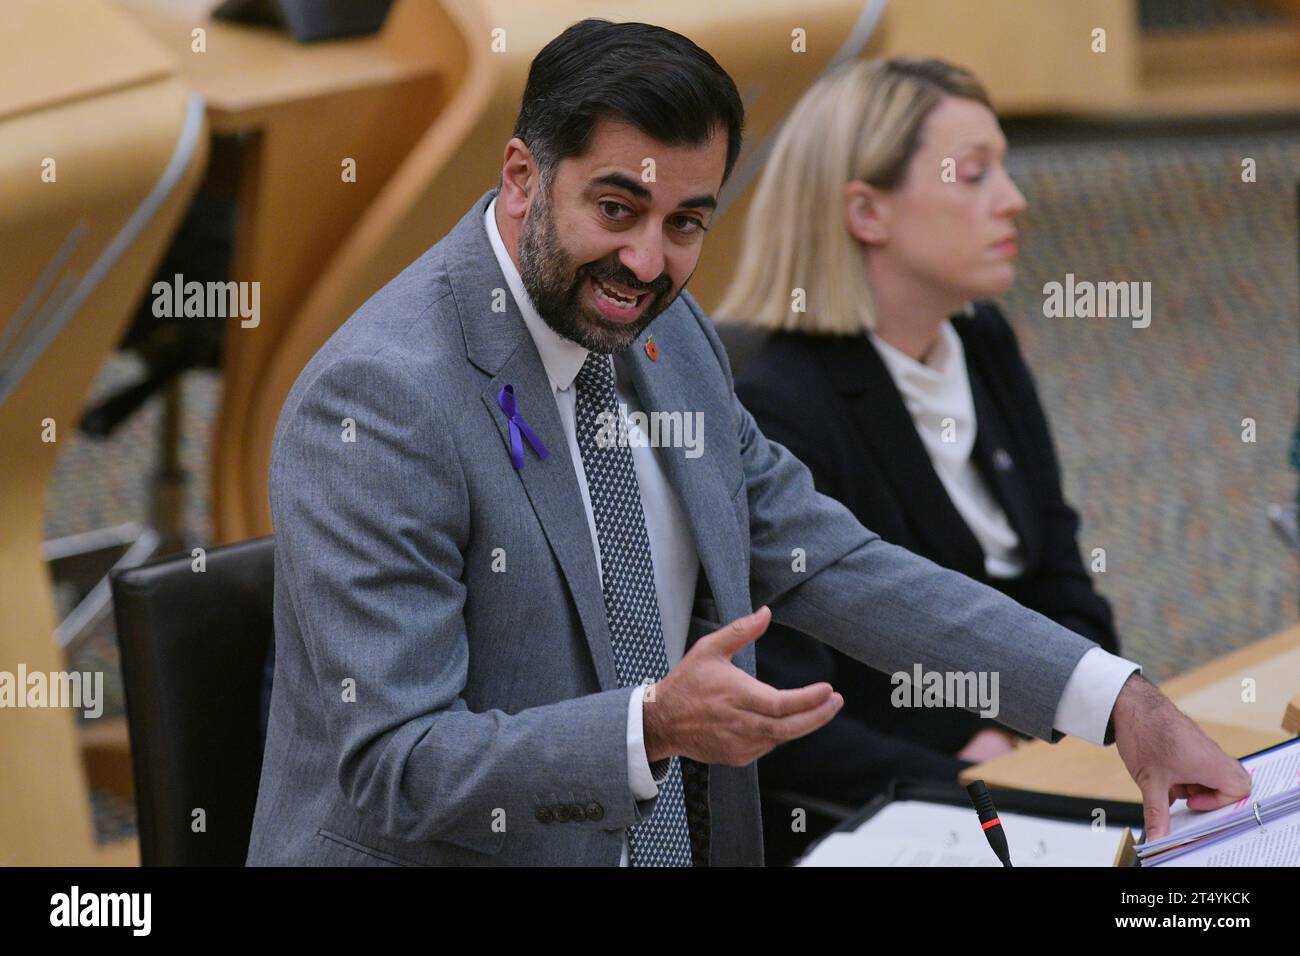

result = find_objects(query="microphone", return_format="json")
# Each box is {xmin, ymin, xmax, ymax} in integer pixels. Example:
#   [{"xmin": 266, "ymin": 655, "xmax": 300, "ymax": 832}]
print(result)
[{"xmin": 966, "ymin": 779, "xmax": 1012, "ymax": 867}]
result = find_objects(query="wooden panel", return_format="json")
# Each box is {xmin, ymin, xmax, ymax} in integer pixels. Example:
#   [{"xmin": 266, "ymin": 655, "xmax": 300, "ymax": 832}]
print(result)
[
  {"xmin": 1130, "ymin": 68, "xmax": 1300, "ymax": 116},
  {"xmin": 1160, "ymin": 625, "xmax": 1300, "ymax": 708},
  {"xmin": 1257, "ymin": 0, "xmax": 1300, "ymax": 17},
  {"xmin": 1168, "ymin": 640, "xmax": 1300, "ymax": 736},
  {"xmin": 214, "ymin": 72, "xmax": 444, "ymax": 536},
  {"xmin": 92, "ymin": 838, "xmax": 141, "ymax": 866},
  {"xmin": 0, "ymin": 70, "xmax": 207, "ymax": 864},
  {"xmin": 1285, "ymin": 693, "xmax": 1300, "ymax": 735},
  {"xmin": 110, "ymin": 0, "xmax": 455, "ymax": 541},
  {"xmin": 874, "ymin": 0, "xmax": 1139, "ymax": 115},
  {"xmin": 113, "ymin": 0, "xmax": 445, "ymax": 131},
  {"xmin": 1141, "ymin": 24, "xmax": 1300, "ymax": 77},
  {"xmin": 0, "ymin": 0, "xmax": 172, "ymax": 120},
  {"xmin": 81, "ymin": 717, "xmax": 134, "ymax": 802}
]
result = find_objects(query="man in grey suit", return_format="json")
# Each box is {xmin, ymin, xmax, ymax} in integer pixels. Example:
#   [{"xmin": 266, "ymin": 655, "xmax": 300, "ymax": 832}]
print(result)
[{"xmin": 247, "ymin": 19, "xmax": 1249, "ymax": 866}]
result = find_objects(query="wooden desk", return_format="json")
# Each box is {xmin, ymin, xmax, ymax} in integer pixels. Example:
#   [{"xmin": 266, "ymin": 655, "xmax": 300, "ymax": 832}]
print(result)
[
  {"xmin": 114, "ymin": 0, "xmax": 442, "ymax": 132},
  {"xmin": 113, "ymin": 0, "xmax": 451, "ymax": 541},
  {"xmin": 961, "ymin": 625, "xmax": 1300, "ymax": 803}
]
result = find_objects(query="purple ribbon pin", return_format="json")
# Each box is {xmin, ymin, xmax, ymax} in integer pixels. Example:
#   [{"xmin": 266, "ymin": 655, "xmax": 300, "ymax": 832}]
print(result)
[{"xmin": 497, "ymin": 384, "xmax": 550, "ymax": 469}]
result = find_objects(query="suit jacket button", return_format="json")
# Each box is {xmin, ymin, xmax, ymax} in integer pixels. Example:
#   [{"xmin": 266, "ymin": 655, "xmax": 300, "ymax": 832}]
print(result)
[
  {"xmin": 585, "ymin": 801, "xmax": 604, "ymax": 821},
  {"xmin": 535, "ymin": 806, "xmax": 554, "ymax": 824},
  {"xmin": 569, "ymin": 803, "xmax": 586, "ymax": 822},
  {"xmin": 554, "ymin": 804, "xmax": 571, "ymax": 823},
  {"xmin": 993, "ymin": 448, "xmax": 1014, "ymax": 472}
]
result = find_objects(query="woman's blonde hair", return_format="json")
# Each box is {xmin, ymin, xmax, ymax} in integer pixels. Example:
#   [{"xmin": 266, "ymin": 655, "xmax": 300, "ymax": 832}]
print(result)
[{"xmin": 714, "ymin": 57, "xmax": 992, "ymax": 334}]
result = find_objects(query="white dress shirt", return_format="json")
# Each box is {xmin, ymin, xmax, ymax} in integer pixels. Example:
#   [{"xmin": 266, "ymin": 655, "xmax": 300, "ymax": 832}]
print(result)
[
  {"xmin": 486, "ymin": 200, "xmax": 1138, "ymax": 864},
  {"xmin": 486, "ymin": 199, "xmax": 697, "ymax": 866},
  {"xmin": 869, "ymin": 322, "xmax": 1025, "ymax": 579}
]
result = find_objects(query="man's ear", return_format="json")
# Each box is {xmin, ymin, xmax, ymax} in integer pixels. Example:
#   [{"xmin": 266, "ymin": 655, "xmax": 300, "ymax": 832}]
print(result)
[
  {"xmin": 500, "ymin": 138, "xmax": 539, "ymax": 221},
  {"xmin": 845, "ymin": 179, "xmax": 890, "ymax": 246}
]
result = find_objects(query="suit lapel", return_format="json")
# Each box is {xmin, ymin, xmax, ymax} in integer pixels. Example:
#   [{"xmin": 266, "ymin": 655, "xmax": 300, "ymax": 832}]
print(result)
[
  {"xmin": 960, "ymin": 330, "xmax": 1040, "ymax": 568},
  {"xmin": 477, "ymin": 358, "xmax": 622, "ymax": 690},
  {"xmin": 449, "ymin": 190, "xmax": 619, "ymax": 690},
  {"xmin": 820, "ymin": 334, "xmax": 986, "ymax": 575},
  {"xmin": 618, "ymin": 320, "xmax": 741, "ymax": 627}
]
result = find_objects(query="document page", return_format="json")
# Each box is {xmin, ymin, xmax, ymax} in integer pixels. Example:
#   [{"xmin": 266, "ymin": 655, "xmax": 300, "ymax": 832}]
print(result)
[{"xmin": 799, "ymin": 800, "xmax": 1128, "ymax": 867}]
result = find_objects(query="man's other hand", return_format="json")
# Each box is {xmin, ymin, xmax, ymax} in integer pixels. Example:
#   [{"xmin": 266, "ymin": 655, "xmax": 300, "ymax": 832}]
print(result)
[{"xmin": 643, "ymin": 606, "xmax": 843, "ymax": 766}]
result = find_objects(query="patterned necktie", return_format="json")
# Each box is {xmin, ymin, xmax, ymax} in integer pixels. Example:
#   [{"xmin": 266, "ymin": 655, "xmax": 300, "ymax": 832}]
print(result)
[{"xmin": 574, "ymin": 351, "xmax": 693, "ymax": 867}]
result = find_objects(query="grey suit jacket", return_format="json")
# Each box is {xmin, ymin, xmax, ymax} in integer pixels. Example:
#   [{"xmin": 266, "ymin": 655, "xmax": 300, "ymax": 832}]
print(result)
[{"xmin": 245, "ymin": 188, "xmax": 1098, "ymax": 867}]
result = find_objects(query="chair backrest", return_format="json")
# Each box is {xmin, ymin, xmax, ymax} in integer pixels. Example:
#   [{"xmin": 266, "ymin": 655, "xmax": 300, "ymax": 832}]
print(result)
[
  {"xmin": 111, "ymin": 536, "xmax": 274, "ymax": 866},
  {"xmin": 713, "ymin": 321, "xmax": 772, "ymax": 381}
]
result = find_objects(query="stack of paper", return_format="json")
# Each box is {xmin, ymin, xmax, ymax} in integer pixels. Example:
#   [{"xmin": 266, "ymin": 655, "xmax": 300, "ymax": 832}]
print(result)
[
  {"xmin": 798, "ymin": 800, "xmax": 1132, "ymax": 867},
  {"xmin": 1138, "ymin": 738, "xmax": 1300, "ymax": 867}
]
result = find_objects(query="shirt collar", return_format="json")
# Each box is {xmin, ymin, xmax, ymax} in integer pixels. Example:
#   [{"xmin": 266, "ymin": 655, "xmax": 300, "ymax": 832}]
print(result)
[
  {"xmin": 868, "ymin": 319, "xmax": 963, "ymax": 388},
  {"xmin": 485, "ymin": 195, "xmax": 593, "ymax": 393}
]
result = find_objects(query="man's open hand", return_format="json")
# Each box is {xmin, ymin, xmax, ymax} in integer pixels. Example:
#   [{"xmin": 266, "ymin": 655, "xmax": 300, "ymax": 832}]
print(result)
[
  {"xmin": 1112, "ymin": 672, "xmax": 1252, "ymax": 841},
  {"xmin": 643, "ymin": 606, "xmax": 843, "ymax": 766}
]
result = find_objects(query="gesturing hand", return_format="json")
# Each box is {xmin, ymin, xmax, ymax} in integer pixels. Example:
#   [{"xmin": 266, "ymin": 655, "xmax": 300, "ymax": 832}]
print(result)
[
  {"xmin": 1112, "ymin": 673, "xmax": 1253, "ymax": 840},
  {"xmin": 643, "ymin": 606, "xmax": 843, "ymax": 766}
]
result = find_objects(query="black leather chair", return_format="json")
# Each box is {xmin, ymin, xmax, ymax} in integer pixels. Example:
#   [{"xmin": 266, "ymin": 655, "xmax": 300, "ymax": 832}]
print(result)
[
  {"xmin": 712, "ymin": 320, "xmax": 769, "ymax": 380},
  {"xmin": 110, "ymin": 535, "xmax": 274, "ymax": 866},
  {"xmin": 213, "ymin": 0, "xmax": 396, "ymax": 42}
]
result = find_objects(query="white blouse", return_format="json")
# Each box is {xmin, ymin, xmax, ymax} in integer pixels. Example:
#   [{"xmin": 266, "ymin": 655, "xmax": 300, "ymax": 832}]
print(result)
[{"xmin": 868, "ymin": 320, "xmax": 1026, "ymax": 579}]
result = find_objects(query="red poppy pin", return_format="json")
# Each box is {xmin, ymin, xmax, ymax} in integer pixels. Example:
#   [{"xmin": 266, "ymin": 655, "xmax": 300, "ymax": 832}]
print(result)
[{"xmin": 644, "ymin": 336, "xmax": 659, "ymax": 362}]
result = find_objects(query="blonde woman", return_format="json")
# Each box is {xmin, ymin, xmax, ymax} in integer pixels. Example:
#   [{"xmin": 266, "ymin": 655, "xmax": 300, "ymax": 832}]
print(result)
[{"xmin": 718, "ymin": 57, "xmax": 1119, "ymax": 862}]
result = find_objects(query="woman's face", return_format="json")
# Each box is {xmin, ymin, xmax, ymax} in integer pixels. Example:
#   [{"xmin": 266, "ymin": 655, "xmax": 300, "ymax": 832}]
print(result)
[{"xmin": 850, "ymin": 95, "xmax": 1026, "ymax": 304}]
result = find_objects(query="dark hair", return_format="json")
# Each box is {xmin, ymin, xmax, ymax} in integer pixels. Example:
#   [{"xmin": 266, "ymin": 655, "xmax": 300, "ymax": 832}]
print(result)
[{"xmin": 511, "ymin": 19, "xmax": 745, "ymax": 189}]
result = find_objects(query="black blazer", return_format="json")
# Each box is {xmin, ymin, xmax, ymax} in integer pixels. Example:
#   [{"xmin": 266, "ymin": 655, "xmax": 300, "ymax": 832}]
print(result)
[{"xmin": 734, "ymin": 303, "xmax": 1119, "ymax": 819}]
